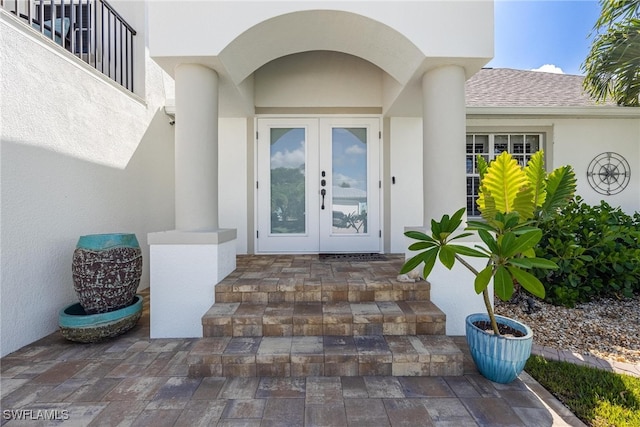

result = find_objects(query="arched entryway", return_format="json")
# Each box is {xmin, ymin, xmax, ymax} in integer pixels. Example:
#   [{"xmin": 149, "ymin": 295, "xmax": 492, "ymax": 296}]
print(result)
[{"xmin": 147, "ymin": 3, "xmax": 492, "ymax": 337}]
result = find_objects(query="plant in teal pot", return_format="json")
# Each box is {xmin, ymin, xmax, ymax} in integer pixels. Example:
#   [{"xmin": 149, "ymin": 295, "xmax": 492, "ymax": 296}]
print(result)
[{"xmin": 401, "ymin": 151, "xmax": 576, "ymax": 383}]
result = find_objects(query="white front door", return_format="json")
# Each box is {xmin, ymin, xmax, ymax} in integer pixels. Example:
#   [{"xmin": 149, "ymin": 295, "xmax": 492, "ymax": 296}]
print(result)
[{"xmin": 257, "ymin": 117, "xmax": 381, "ymax": 253}]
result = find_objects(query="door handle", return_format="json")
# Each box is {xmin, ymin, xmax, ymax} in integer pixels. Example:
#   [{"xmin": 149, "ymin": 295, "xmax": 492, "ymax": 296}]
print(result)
[{"xmin": 320, "ymin": 188, "xmax": 326, "ymax": 210}]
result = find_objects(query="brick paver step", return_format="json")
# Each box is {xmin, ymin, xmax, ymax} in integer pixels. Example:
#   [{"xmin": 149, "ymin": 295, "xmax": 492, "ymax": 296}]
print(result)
[
  {"xmin": 202, "ymin": 301, "xmax": 446, "ymax": 338},
  {"xmin": 215, "ymin": 278, "xmax": 431, "ymax": 304},
  {"xmin": 187, "ymin": 335, "xmax": 463, "ymax": 378}
]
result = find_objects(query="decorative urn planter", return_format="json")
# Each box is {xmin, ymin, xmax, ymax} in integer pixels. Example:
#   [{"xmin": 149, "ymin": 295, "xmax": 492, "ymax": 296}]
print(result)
[
  {"xmin": 59, "ymin": 295, "xmax": 143, "ymax": 343},
  {"xmin": 72, "ymin": 233, "xmax": 142, "ymax": 314},
  {"xmin": 465, "ymin": 313, "xmax": 533, "ymax": 384}
]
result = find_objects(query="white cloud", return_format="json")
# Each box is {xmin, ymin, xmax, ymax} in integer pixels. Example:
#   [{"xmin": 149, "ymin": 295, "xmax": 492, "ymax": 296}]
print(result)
[
  {"xmin": 345, "ymin": 144, "xmax": 366, "ymax": 155},
  {"xmin": 531, "ymin": 64, "xmax": 564, "ymax": 74},
  {"xmin": 270, "ymin": 141, "xmax": 305, "ymax": 169},
  {"xmin": 333, "ymin": 173, "xmax": 361, "ymax": 189}
]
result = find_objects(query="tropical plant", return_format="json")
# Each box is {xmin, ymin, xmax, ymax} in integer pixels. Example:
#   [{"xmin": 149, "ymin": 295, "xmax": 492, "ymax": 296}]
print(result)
[
  {"xmin": 401, "ymin": 151, "xmax": 576, "ymax": 335},
  {"xmin": 583, "ymin": 0, "xmax": 640, "ymax": 106}
]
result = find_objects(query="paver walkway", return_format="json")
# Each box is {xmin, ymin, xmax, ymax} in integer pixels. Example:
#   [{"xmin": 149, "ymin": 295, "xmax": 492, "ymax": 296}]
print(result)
[
  {"xmin": 2, "ymin": 289, "xmax": 590, "ymax": 426},
  {"xmin": 6, "ymin": 254, "xmax": 636, "ymax": 426},
  {"xmin": 531, "ymin": 345, "xmax": 640, "ymax": 378}
]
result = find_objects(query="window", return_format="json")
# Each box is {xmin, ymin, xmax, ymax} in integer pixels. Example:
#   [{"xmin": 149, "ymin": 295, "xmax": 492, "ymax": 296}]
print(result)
[{"xmin": 466, "ymin": 133, "xmax": 542, "ymax": 217}]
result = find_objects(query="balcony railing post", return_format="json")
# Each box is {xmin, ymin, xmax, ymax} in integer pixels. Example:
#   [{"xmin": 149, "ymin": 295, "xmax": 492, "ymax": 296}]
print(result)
[
  {"xmin": 37, "ymin": 0, "xmax": 43, "ymax": 34},
  {"xmin": 69, "ymin": 0, "xmax": 74, "ymax": 53}
]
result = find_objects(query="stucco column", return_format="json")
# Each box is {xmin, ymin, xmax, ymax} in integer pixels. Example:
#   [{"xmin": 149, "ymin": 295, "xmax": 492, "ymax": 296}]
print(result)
[
  {"xmin": 421, "ymin": 65, "xmax": 467, "ymax": 225},
  {"xmin": 418, "ymin": 65, "xmax": 489, "ymax": 336},
  {"xmin": 174, "ymin": 63, "xmax": 219, "ymax": 231}
]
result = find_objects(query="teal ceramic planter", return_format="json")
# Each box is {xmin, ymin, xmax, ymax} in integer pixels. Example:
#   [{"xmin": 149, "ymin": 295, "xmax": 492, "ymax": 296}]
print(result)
[
  {"xmin": 72, "ymin": 233, "xmax": 142, "ymax": 314},
  {"xmin": 76, "ymin": 233, "xmax": 140, "ymax": 250},
  {"xmin": 59, "ymin": 295, "xmax": 143, "ymax": 343},
  {"xmin": 466, "ymin": 313, "xmax": 533, "ymax": 384}
]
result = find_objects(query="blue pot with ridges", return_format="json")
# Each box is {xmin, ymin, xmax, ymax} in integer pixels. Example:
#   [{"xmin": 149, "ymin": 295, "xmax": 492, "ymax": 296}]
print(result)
[{"xmin": 465, "ymin": 313, "xmax": 533, "ymax": 384}]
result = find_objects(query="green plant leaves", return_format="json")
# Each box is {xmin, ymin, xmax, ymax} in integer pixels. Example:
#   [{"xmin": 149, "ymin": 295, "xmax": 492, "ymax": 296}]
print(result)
[
  {"xmin": 404, "ymin": 230, "xmax": 430, "ymax": 241},
  {"xmin": 584, "ymin": 9, "xmax": 640, "ymax": 106},
  {"xmin": 525, "ymin": 151, "xmax": 547, "ymax": 208},
  {"xmin": 401, "ymin": 150, "xmax": 580, "ymax": 324},
  {"xmin": 508, "ymin": 267, "xmax": 546, "ymax": 299},
  {"xmin": 477, "ymin": 229, "xmax": 499, "ymax": 254},
  {"xmin": 438, "ymin": 246, "xmax": 456, "ymax": 269},
  {"xmin": 477, "ymin": 155, "xmax": 489, "ymax": 180},
  {"xmin": 493, "ymin": 266, "xmax": 514, "ymax": 300},
  {"xmin": 540, "ymin": 166, "xmax": 577, "ymax": 218},
  {"xmin": 400, "ymin": 250, "xmax": 432, "ymax": 274},
  {"xmin": 447, "ymin": 245, "xmax": 486, "ymax": 258},
  {"xmin": 475, "ymin": 266, "xmax": 494, "ymax": 294},
  {"xmin": 502, "ymin": 230, "xmax": 542, "ymax": 258},
  {"xmin": 508, "ymin": 257, "xmax": 558, "ymax": 270},
  {"xmin": 419, "ymin": 248, "xmax": 439, "ymax": 278},
  {"xmin": 533, "ymin": 197, "xmax": 640, "ymax": 306},
  {"xmin": 477, "ymin": 152, "xmax": 531, "ymax": 221},
  {"xmin": 408, "ymin": 241, "xmax": 436, "ymax": 251}
]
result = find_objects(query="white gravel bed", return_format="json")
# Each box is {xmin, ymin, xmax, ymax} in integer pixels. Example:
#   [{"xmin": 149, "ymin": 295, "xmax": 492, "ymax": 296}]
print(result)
[{"xmin": 495, "ymin": 295, "xmax": 640, "ymax": 365}]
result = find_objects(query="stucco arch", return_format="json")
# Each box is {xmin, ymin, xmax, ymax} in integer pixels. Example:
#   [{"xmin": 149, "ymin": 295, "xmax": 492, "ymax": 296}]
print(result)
[{"xmin": 218, "ymin": 9, "xmax": 424, "ymax": 87}]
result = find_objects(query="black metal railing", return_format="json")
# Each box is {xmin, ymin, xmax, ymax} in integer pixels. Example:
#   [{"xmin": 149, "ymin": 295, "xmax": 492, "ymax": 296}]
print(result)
[{"xmin": 2, "ymin": 0, "xmax": 136, "ymax": 92}]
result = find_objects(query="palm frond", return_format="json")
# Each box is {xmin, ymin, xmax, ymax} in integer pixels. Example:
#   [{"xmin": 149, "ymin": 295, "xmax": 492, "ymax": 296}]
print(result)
[
  {"xmin": 583, "ymin": 17, "xmax": 640, "ymax": 106},
  {"xmin": 594, "ymin": 0, "xmax": 640, "ymax": 32}
]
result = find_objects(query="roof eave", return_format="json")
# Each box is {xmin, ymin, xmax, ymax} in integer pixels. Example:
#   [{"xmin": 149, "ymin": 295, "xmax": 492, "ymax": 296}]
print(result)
[{"xmin": 466, "ymin": 106, "xmax": 640, "ymax": 118}]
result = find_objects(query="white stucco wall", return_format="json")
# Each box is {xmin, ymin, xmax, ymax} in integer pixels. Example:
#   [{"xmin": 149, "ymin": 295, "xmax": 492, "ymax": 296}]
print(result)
[
  {"xmin": 553, "ymin": 118, "xmax": 639, "ymax": 213},
  {"xmin": 389, "ymin": 117, "xmax": 423, "ymax": 253},
  {"xmin": 219, "ymin": 118, "xmax": 249, "ymax": 254},
  {"xmin": 148, "ymin": 1, "xmax": 493, "ymax": 117},
  {"xmin": 0, "ymin": 10, "xmax": 175, "ymax": 357},
  {"xmin": 255, "ymin": 51, "xmax": 383, "ymax": 109},
  {"xmin": 148, "ymin": 1, "xmax": 493, "ymax": 68}
]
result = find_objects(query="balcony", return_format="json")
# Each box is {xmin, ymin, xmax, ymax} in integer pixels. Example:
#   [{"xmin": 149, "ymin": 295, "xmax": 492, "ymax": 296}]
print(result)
[{"xmin": 2, "ymin": 0, "xmax": 136, "ymax": 92}]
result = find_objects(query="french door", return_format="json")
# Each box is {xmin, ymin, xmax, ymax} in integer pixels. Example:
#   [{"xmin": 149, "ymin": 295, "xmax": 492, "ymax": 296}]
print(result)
[{"xmin": 256, "ymin": 118, "xmax": 381, "ymax": 253}]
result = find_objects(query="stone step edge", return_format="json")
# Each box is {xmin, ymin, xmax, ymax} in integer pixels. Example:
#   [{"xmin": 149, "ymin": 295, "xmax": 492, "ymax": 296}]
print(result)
[
  {"xmin": 202, "ymin": 300, "xmax": 446, "ymax": 337},
  {"xmin": 214, "ymin": 280, "xmax": 431, "ymax": 304},
  {"xmin": 187, "ymin": 335, "xmax": 463, "ymax": 378}
]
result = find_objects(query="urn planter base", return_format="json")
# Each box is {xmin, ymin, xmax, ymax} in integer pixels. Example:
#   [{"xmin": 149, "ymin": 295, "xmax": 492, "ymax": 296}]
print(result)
[
  {"xmin": 465, "ymin": 313, "xmax": 533, "ymax": 384},
  {"xmin": 59, "ymin": 295, "xmax": 143, "ymax": 343}
]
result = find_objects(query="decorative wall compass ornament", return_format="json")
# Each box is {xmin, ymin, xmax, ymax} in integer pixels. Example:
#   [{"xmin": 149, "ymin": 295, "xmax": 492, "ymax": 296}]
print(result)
[{"xmin": 586, "ymin": 152, "xmax": 630, "ymax": 195}]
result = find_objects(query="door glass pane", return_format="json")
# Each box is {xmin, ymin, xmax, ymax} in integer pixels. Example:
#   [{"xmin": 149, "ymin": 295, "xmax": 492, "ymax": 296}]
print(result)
[
  {"xmin": 270, "ymin": 128, "xmax": 306, "ymax": 234},
  {"xmin": 331, "ymin": 128, "xmax": 367, "ymax": 234}
]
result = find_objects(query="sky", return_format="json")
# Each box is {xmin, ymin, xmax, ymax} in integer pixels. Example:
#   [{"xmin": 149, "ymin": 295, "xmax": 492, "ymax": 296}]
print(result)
[{"xmin": 487, "ymin": 0, "xmax": 603, "ymax": 75}]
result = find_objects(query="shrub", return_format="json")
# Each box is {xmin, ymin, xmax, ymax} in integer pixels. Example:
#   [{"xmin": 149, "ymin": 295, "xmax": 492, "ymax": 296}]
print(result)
[{"xmin": 534, "ymin": 196, "xmax": 640, "ymax": 306}]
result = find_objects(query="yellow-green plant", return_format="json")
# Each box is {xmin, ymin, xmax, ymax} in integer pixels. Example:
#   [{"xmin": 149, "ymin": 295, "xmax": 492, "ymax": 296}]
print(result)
[{"xmin": 401, "ymin": 151, "xmax": 576, "ymax": 334}]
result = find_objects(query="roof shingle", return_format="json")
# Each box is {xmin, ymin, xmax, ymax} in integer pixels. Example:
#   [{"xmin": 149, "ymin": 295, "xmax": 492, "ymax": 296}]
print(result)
[{"xmin": 465, "ymin": 68, "xmax": 616, "ymax": 107}]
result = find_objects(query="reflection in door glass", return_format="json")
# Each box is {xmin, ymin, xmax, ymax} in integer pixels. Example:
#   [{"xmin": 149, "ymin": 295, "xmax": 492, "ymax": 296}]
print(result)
[
  {"xmin": 332, "ymin": 128, "xmax": 367, "ymax": 234},
  {"xmin": 270, "ymin": 128, "xmax": 306, "ymax": 234}
]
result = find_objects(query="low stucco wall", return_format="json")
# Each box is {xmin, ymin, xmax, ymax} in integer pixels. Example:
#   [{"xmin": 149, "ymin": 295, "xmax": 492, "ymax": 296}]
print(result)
[{"xmin": 0, "ymin": 12, "xmax": 175, "ymax": 357}]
